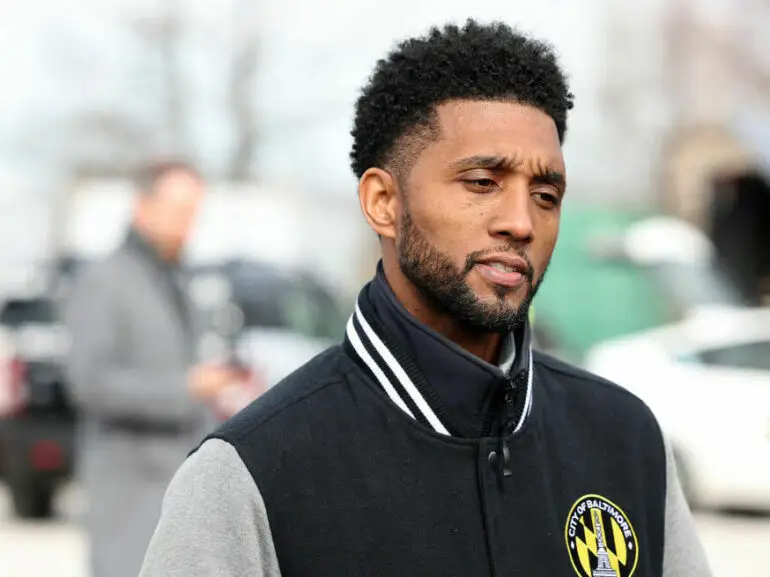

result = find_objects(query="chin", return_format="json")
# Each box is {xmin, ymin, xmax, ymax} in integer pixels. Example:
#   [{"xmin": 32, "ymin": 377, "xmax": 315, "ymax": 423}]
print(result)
[
  {"xmin": 476, "ymin": 283, "xmax": 527, "ymax": 303},
  {"xmin": 501, "ymin": 296, "xmax": 529, "ymax": 314}
]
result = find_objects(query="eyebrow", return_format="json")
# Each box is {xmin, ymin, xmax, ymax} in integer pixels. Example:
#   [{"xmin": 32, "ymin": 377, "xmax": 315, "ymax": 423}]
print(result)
[
  {"xmin": 450, "ymin": 155, "xmax": 566, "ymax": 188},
  {"xmin": 532, "ymin": 165, "xmax": 566, "ymax": 189},
  {"xmin": 449, "ymin": 155, "xmax": 519, "ymax": 172}
]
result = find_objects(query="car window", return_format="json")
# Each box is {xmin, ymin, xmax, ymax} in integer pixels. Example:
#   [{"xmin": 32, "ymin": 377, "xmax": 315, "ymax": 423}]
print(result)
[
  {"xmin": 0, "ymin": 299, "xmax": 68, "ymax": 360},
  {"xmin": 240, "ymin": 284, "xmax": 344, "ymax": 340},
  {"xmin": 225, "ymin": 275, "xmax": 343, "ymax": 341},
  {"xmin": 697, "ymin": 341, "xmax": 770, "ymax": 371},
  {"xmin": 0, "ymin": 299, "xmax": 58, "ymax": 326},
  {"xmin": 191, "ymin": 262, "xmax": 347, "ymax": 342},
  {"xmin": 239, "ymin": 288, "xmax": 287, "ymax": 329},
  {"xmin": 280, "ymin": 284, "xmax": 346, "ymax": 341}
]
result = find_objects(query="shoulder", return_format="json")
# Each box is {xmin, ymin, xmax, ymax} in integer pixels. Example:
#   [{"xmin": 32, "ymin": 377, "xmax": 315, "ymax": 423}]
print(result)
[
  {"xmin": 174, "ymin": 437, "xmax": 256, "ymax": 498},
  {"xmin": 140, "ymin": 437, "xmax": 281, "ymax": 576},
  {"xmin": 64, "ymin": 257, "xmax": 114, "ymax": 309},
  {"xmin": 211, "ymin": 346, "xmax": 352, "ymax": 443},
  {"xmin": 73, "ymin": 251, "xmax": 129, "ymax": 290},
  {"xmin": 65, "ymin": 251, "xmax": 143, "ymax": 318},
  {"xmin": 533, "ymin": 350, "xmax": 660, "ymax": 426}
]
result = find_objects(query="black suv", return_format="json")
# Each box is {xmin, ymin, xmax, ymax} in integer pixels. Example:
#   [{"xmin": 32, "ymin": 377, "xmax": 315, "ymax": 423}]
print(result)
[{"xmin": 0, "ymin": 296, "xmax": 75, "ymax": 518}]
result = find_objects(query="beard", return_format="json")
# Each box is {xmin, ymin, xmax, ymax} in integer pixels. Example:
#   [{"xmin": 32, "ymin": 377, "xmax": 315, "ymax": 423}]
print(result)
[{"xmin": 397, "ymin": 209, "xmax": 548, "ymax": 333}]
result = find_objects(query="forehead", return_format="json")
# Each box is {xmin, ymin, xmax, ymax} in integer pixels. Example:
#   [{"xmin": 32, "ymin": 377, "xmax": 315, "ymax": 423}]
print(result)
[
  {"xmin": 423, "ymin": 100, "xmax": 564, "ymax": 172},
  {"xmin": 152, "ymin": 170, "xmax": 203, "ymax": 205}
]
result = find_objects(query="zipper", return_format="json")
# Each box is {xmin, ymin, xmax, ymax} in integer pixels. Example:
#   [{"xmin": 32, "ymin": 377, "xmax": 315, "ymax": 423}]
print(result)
[
  {"xmin": 491, "ymin": 376, "xmax": 517, "ymax": 486},
  {"xmin": 486, "ymin": 369, "xmax": 527, "ymax": 489},
  {"xmin": 481, "ymin": 372, "xmax": 519, "ymax": 437},
  {"xmin": 502, "ymin": 376, "xmax": 517, "ymax": 435},
  {"xmin": 499, "ymin": 376, "xmax": 515, "ymax": 481}
]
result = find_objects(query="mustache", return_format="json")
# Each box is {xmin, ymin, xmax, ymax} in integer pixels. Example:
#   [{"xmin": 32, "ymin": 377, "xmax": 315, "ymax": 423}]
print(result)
[{"xmin": 463, "ymin": 246, "xmax": 535, "ymax": 281}]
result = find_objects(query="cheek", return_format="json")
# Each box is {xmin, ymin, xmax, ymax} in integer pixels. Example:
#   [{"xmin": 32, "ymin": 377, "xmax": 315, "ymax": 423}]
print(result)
[
  {"xmin": 173, "ymin": 209, "xmax": 198, "ymax": 234},
  {"xmin": 531, "ymin": 214, "xmax": 560, "ymax": 271},
  {"xmin": 156, "ymin": 216, "xmax": 185, "ymax": 241},
  {"xmin": 409, "ymin": 192, "xmax": 486, "ymax": 253}
]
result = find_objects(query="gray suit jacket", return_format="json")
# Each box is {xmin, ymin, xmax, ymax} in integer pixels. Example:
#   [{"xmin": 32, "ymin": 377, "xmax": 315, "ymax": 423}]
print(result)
[{"xmin": 64, "ymin": 230, "xmax": 208, "ymax": 577}]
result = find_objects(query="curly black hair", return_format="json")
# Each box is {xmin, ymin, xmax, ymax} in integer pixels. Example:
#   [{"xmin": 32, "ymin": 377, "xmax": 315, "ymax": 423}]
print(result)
[{"xmin": 350, "ymin": 20, "xmax": 574, "ymax": 179}]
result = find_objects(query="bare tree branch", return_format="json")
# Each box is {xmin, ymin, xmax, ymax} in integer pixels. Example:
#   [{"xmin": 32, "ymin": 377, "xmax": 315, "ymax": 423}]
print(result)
[
  {"xmin": 227, "ymin": 35, "xmax": 260, "ymax": 180},
  {"xmin": 63, "ymin": 111, "xmax": 154, "ymax": 178},
  {"xmin": 44, "ymin": 1, "xmax": 262, "ymax": 180},
  {"xmin": 127, "ymin": 1, "xmax": 189, "ymax": 158}
]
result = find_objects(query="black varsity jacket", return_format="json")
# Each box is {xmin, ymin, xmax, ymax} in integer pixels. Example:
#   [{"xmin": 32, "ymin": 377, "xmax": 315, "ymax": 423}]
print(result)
[{"xmin": 139, "ymin": 271, "xmax": 713, "ymax": 577}]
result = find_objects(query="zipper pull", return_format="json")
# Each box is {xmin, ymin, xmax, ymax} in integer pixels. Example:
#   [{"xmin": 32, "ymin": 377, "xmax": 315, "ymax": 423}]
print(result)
[
  {"xmin": 489, "ymin": 438, "xmax": 513, "ymax": 493},
  {"xmin": 501, "ymin": 439, "xmax": 512, "ymax": 477}
]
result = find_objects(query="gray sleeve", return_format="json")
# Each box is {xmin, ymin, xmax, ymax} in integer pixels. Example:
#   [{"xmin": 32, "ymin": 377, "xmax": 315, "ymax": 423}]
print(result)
[
  {"xmin": 140, "ymin": 438, "xmax": 281, "ymax": 577},
  {"xmin": 662, "ymin": 436, "xmax": 713, "ymax": 576},
  {"xmin": 64, "ymin": 267, "xmax": 197, "ymax": 424}
]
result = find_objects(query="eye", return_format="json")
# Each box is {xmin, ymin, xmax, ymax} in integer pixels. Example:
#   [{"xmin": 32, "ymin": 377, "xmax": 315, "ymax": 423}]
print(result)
[
  {"xmin": 532, "ymin": 190, "xmax": 562, "ymax": 208},
  {"xmin": 463, "ymin": 179, "xmax": 498, "ymax": 193}
]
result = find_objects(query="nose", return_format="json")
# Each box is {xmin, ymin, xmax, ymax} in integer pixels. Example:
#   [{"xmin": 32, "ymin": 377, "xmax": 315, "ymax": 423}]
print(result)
[{"xmin": 488, "ymin": 185, "xmax": 535, "ymax": 243}]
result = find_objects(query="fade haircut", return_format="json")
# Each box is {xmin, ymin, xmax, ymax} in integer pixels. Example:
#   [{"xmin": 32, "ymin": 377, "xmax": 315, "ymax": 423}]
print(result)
[{"xmin": 350, "ymin": 20, "xmax": 574, "ymax": 180}]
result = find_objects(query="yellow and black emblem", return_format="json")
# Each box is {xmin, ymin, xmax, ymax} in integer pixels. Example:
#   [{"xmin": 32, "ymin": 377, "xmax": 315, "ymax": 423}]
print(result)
[{"xmin": 564, "ymin": 494, "xmax": 639, "ymax": 577}]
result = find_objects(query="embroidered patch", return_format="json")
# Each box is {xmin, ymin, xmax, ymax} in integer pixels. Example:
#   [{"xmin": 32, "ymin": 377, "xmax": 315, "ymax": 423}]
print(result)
[{"xmin": 565, "ymin": 494, "xmax": 639, "ymax": 577}]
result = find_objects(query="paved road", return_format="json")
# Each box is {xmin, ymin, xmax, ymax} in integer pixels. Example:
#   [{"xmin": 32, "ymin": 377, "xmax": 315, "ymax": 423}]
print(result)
[{"xmin": 1, "ymin": 483, "xmax": 767, "ymax": 576}]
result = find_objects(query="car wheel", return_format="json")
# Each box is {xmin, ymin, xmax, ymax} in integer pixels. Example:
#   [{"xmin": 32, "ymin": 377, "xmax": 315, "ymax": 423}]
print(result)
[{"xmin": 9, "ymin": 479, "xmax": 54, "ymax": 519}]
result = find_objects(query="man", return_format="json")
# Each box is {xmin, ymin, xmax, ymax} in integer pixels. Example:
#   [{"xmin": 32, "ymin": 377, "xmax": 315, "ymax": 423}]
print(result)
[
  {"xmin": 65, "ymin": 160, "xmax": 236, "ymax": 577},
  {"xmin": 141, "ymin": 22, "xmax": 712, "ymax": 576}
]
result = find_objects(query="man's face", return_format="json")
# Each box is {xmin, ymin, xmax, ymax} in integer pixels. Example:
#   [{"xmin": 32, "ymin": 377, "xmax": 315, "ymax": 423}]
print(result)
[
  {"xmin": 137, "ymin": 170, "xmax": 204, "ymax": 259},
  {"xmin": 394, "ymin": 100, "xmax": 565, "ymax": 333}
]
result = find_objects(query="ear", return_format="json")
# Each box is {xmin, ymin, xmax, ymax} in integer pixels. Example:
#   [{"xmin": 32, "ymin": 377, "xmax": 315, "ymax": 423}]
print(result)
[{"xmin": 358, "ymin": 168, "xmax": 400, "ymax": 240}]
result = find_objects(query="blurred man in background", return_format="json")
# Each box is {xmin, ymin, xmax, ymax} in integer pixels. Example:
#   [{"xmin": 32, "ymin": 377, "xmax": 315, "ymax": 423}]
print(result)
[{"xmin": 64, "ymin": 159, "xmax": 237, "ymax": 577}]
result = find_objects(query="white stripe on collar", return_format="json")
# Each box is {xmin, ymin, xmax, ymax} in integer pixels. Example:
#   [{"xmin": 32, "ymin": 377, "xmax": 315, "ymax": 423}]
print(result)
[
  {"xmin": 513, "ymin": 347, "xmax": 534, "ymax": 434},
  {"xmin": 347, "ymin": 304, "xmax": 534, "ymax": 437},
  {"xmin": 354, "ymin": 305, "xmax": 450, "ymax": 435},
  {"xmin": 497, "ymin": 333, "xmax": 516, "ymax": 375},
  {"xmin": 345, "ymin": 316, "xmax": 416, "ymax": 420}
]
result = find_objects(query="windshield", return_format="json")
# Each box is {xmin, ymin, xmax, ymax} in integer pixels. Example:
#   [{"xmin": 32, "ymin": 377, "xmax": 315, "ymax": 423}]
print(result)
[
  {"xmin": 191, "ymin": 262, "xmax": 347, "ymax": 342},
  {"xmin": 697, "ymin": 340, "xmax": 770, "ymax": 371},
  {"xmin": 238, "ymin": 282, "xmax": 345, "ymax": 341}
]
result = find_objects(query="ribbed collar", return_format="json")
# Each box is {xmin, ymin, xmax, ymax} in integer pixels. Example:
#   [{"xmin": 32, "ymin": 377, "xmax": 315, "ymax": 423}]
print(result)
[{"xmin": 344, "ymin": 264, "xmax": 534, "ymax": 439}]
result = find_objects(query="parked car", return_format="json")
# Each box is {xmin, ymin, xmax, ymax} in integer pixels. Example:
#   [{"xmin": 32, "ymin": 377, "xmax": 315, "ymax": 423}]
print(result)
[
  {"xmin": 584, "ymin": 305, "xmax": 770, "ymax": 512},
  {"xmin": 189, "ymin": 259, "xmax": 348, "ymax": 418},
  {"xmin": 0, "ymin": 295, "xmax": 74, "ymax": 518}
]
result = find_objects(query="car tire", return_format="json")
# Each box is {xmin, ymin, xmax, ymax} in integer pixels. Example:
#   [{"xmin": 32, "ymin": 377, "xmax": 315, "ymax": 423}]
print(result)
[{"xmin": 9, "ymin": 479, "xmax": 54, "ymax": 519}]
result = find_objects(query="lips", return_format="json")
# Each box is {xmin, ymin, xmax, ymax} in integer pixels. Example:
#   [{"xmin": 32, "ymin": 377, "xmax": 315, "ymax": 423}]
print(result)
[
  {"xmin": 474, "ymin": 254, "xmax": 530, "ymax": 275},
  {"xmin": 473, "ymin": 254, "xmax": 531, "ymax": 289},
  {"xmin": 487, "ymin": 262, "xmax": 521, "ymax": 274}
]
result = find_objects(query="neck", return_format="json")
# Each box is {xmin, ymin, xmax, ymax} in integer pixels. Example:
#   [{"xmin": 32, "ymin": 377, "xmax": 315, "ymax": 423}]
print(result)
[
  {"xmin": 131, "ymin": 223, "xmax": 178, "ymax": 263},
  {"xmin": 381, "ymin": 258, "xmax": 505, "ymax": 364}
]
